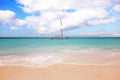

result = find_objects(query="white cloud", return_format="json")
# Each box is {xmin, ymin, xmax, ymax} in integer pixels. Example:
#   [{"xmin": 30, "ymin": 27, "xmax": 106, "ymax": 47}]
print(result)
[
  {"xmin": 80, "ymin": 32, "xmax": 105, "ymax": 37},
  {"xmin": 113, "ymin": 33, "xmax": 120, "ymax": 37},
  {"xmin": 15, "ymin": 19, "xmax": 26, "ymax": 26},
  {"xmin": 12, "ymin": 0, "xmax": 117, "ymax": 34},
  {"xmin": 17, "ymin": 0, "xmax": 112, "ymax": 13},
  {"xmin": 80, "ymin": 32, "xmax": 120, "ymax": 37},
  {"xmin": 114, "ymin": 0, "xmax": 120, "ymax": 4},
  {"xmin": 113, "ymin": 4, "xmax": 120, "ymax": 12},
  {"xmin": 62, "ymin": 8, "xmax": 108, "ymax": 27},
  {"xmin": 87, "ymin": 18, "xmax": 116, "ymax": 25},
  {"xmin": 10, "ymin": 26, "xmax": 21, "ymax": 30},
  {"xmin": 16, "ymin": 8, "xmax": 109, "ymax": 34},
  {"xmin": 0, "ymin": 10, "xmax": 16, "ymax": 23}
]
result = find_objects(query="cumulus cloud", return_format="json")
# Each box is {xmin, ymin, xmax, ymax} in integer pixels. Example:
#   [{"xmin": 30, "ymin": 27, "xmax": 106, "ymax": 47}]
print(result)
[
  {"xmin": 1, "ymin": 0, "xmax": 118, "ymax": 34},
  {"xmin": 15, "ymin": 8, "xmax": 109, "ymax": 34},
  {"xmin": 10, "ymin": 26, "xmax": 21, "ymax": 30},
  {"xmin": 87, "ymin": 18, "xmax": 116, "ymax": 25},
  {"xmin": 15, "ymin": 19, "xmax": 26, "ymax": 26},
  {"xmin": 0, "ymin": 10, "xmax": 16, "ymax": 23},
  {"xmin": 113, "ymin": 4, "xmax": 120, "ymax": 12},
  {"xmin": 16, "ymin": 0, "xmax": 112, "ymax": 13}
]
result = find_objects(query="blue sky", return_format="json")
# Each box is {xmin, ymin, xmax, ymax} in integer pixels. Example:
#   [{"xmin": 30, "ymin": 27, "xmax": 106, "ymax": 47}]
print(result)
[{"xmin": 0, "ymin": 0, "xmax": 120, "ymax": 37}]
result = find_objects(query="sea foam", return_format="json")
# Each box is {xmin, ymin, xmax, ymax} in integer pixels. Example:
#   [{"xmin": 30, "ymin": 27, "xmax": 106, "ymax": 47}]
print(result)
[
  {"xmin": 0, "ymin": 55, "xmax": 63, "ymax": 67},
  {"xmin": 0, "ymin": 48, "xmax": 120, "ymax": 67}
]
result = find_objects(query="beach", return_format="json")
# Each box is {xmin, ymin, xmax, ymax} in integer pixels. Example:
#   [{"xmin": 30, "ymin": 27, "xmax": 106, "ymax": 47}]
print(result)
[
  {"xmin": 0, "ymin": 64, "xmax": 120, "ymax": 80},
  {"xmin": 0, "ymin": 38, "xmax": 120, "ymax": 80},
  {"xmin": 0, "ymin": 0, "xmax": 120, "ymax": 79}
]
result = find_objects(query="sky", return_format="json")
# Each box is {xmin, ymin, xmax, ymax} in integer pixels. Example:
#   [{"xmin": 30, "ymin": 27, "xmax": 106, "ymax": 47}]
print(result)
[{"xmin": 0, "ymin": 0, "xmax": 120, "ymax": 37}]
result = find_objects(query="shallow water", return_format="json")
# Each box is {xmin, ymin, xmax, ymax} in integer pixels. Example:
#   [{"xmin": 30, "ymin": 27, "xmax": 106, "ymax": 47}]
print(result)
[{"xmin": 0, "ymin": 37, "xmax": 120, "ymax": 67}]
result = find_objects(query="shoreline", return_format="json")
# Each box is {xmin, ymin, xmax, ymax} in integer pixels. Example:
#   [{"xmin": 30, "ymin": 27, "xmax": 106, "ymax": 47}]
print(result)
[{"xmin": 0, "ymin": 63, "xmax": 120, "ymax": 68}]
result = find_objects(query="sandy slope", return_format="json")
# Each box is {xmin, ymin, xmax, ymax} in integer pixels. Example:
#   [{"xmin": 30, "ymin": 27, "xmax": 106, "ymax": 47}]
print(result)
[{"xmin": 0, "ymin": 64, "xmax": 120, "ymax": 80}]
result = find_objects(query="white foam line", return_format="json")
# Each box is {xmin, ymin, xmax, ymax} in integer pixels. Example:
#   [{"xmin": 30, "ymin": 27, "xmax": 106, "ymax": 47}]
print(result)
[{"xmin": 0, "ymin": 55, "xmax": 64, "ymax": 67}]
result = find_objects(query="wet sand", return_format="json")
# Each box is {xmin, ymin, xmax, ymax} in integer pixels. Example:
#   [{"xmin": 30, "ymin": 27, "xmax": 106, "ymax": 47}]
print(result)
[{"xmin": 0, "ymin": 64, "xmax": 120, "ymax": 80}]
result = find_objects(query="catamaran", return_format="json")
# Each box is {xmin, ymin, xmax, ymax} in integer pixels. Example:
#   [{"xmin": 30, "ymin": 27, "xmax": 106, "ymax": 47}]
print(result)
[{"xmin": 51, "ymin": 18, "xmax": 69, "ymax": 39}]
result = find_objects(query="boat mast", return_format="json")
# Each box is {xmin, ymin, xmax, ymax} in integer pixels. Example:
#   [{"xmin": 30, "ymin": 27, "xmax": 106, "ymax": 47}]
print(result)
[{"xmin": 60, "ymin": 17, "xmax": 63, "ymax": 37}]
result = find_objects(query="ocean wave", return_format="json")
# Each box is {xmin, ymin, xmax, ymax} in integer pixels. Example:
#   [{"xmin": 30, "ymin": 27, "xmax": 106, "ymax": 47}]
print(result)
[
  {"xmin": 0, "ymin": 48, "xmax": 120, "ymax": 67},
  {"xmin": 0, "ymin": 55, "xmax": 64, "ymax": 67}
]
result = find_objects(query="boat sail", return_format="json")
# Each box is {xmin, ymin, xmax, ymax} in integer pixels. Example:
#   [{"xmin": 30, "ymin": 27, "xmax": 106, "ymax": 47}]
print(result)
[{"xmin": 51, "ymin": 17, "xmax": 68, "ymax": 39}]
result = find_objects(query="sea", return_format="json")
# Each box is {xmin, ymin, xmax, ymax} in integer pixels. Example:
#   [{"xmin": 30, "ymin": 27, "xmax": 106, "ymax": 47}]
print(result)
[{"xmin": 0, "ymin": 37, "xmax": 120, "ymax": 67}]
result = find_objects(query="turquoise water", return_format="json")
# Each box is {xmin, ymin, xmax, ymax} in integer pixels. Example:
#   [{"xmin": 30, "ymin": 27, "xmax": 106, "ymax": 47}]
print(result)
[
  {"xmin": 0, "ymin": 37, "xmax": 120, "ymax": 66},
  {"xmin": 0, "ymin": 37, "xmax": 120, "ymax": 55}
]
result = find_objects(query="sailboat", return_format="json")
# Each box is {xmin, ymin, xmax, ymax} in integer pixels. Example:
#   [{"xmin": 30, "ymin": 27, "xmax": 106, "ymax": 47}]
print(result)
[{"xmin": 51, "ymin": 17, "xmax": 69, "ymax": 39}]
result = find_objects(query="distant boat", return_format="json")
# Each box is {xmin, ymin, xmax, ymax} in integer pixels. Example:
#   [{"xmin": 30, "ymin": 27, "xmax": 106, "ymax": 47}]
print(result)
[{"xmin": 51, "ymin": 17, "xmax": 69, "ymax": 39}]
